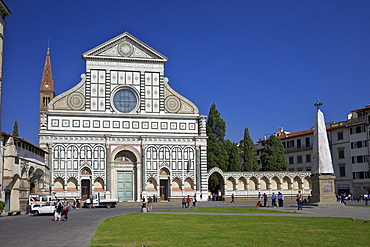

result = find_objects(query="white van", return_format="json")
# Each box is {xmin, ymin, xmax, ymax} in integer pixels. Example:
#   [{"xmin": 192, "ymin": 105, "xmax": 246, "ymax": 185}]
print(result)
[{"xmin": 28, "ymin": 194, "xmax": 57, "ymax": 216}]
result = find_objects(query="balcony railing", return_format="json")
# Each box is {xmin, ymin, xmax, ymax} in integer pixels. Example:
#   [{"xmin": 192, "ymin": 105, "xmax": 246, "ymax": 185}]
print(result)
[{"xmin": 347, "ymin": 116, "xmax": 366, "ymax": 125}]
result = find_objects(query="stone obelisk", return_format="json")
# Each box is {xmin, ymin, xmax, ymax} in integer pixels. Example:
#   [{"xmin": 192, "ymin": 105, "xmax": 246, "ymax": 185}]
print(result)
[{"xmin": 310, "ymin": 100, "xmax": 338, "ymax": 205}]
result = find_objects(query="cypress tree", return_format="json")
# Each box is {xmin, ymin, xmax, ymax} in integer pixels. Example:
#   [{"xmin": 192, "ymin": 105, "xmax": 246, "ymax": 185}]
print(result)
[
  {"xmin": 239, "ymin": 127, "xmax": 258, "ymax": 171},
  {"xmin": 225, "ymin": 140, "xmax": 241, "ymax": 171},
  {"xmin": 206, "ymin": 103, "xmax": 227, "ymax": 171},
  {"xmin": 12, "ymin": 121, "xmax": 19, "ymax": 137},
  {"xmin": 260, "ymin": 135, "xmax": 288, "ymax": 171}
]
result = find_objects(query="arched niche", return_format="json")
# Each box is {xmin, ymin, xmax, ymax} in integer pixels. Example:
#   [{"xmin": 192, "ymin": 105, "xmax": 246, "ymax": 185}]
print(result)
[
  {"xmin": 54, "ymin": 177, "xmax": 64, "ymax": 192},
  {"xmin": 67, "ymin": 177, "xmax": 78, "ymax": 192},
  {"xmin": 172, "ymin": 177, "xmax": 182, "ymax": 191},
  {"xmin": 226, "ymin": 177, "xmax": 236, "ymax": 190},
  {"xmin": 293, "ymin": 176, "xmax": 302, "ymax": 190},
  {"xmin": 114, "ymin": 150, "xmax": 137, "ymax": 163},
  {"xmin": 260, "ymin": 177, "xmax": 269, "ymax": 190},
  {"xmin": 146, "ymin": 177, "xmax": 158, "ymax": 191},
  {"xmin": 184, "ymin": 177, "xmax": 194, "ymax": 191},
  {"xmin": 282, "ymin": 176, "xmax": 291, "ymax": 190},
  {"xmin": 249, "ymin": 177, "xmax": 258, "ymax": 190},
  {"xmin": 94, "ymin": 177, "xmax": 104, "ymax": 192},
  {"xmin": 238, "ymin": 177, "xmax": 247, "ymax": 190}
]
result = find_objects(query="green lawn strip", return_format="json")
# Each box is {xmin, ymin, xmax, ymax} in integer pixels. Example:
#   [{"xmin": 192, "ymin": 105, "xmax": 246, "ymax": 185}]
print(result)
[
  {"xmin": 156, "ymin": 206, "xmax": 294, "ymax": 214},
  {"xmin": 91, "ymin": 214, "xmax": 369, "ymax": 247}
]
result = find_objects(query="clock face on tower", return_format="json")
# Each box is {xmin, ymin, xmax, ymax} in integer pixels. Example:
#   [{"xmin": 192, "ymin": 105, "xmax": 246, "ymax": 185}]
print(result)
[{"xmin": 112, "ymin": 88, "xmax": 138, "ymax": 113}]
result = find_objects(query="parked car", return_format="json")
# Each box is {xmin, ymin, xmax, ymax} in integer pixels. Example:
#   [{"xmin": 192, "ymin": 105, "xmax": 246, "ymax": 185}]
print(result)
[
  {"xmin": 83, "ymin": 193, "xmax": 118, "ymax": 208},
  {"xmin": 31, "ymin": 202, "xmax": 55, "ymax": 216}
]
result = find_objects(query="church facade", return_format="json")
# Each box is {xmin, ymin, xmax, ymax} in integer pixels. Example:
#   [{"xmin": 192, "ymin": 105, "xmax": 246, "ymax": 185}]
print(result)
[{"xmin": 39, "ymin": 32, "xmax": 208, "ymax": 202}]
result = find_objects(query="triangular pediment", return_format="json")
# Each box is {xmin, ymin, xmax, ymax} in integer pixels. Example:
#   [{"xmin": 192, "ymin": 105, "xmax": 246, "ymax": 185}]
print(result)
[{"xmin": 82, "ymin": 32, "xmax": 168, "ymax": 63}]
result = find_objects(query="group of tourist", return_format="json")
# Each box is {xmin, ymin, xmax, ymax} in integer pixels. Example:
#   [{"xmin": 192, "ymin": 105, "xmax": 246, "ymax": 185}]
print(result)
[
  {"xmin": 182, "ymin": 195, "xmax": 197, "ymax": 208},
  {"xmin": 141, "ymin": 194, "xmax": 159, "ymax": 212},
  {"xmin": 255, "ymin": 191, "xmax": 309, "ymax": 210},
  {"xmin": 336, "ymin": 193, "xmax": 369, "ymax": 206},
  {"xmin": 54, "ymin": 198, "xmax": 70, "ymax": 221},
  {"xmin": 257, "ymin": 192, "xmax": 285, "ymax": 208},
  {"xmin": 355, "ymin": 193, "xmax": 369, "ymax": 206}
]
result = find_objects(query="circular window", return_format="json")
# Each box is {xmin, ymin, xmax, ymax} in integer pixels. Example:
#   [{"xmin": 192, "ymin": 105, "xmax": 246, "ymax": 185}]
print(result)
[{"xmin": 112, "ymin": 88, "xmax": 138, "ymax": 113}]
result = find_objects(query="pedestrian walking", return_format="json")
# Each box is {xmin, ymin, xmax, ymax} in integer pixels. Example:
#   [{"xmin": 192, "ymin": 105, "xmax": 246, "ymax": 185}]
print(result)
[
  {"xmin": 296, "ymin": 190, "xmax": 303, "ymax": 210},
  {"xmin": 263, "ymin": 193, "xmax": 267, "ymax": 207},
  {"xmin": 192, "ymin": 195, "xmax": 197, "ymax": 208},
  {"xmin": 231, "ymin": 194, "xmax": 235, "ymax": 203},
  {"xmin": 340, "ymin": 194, "xmax": 347, "ymax": 205},
  {"xmin": 364, "ymin": 193, "xmax": 369, "ymax": 206}
]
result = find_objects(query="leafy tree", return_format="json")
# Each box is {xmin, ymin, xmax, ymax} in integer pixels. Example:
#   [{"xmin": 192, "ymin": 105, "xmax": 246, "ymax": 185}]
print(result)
[
  {"xmin": 224, "ymin": 140, "xmax": 241, "ymax": 171},
  {"xmin": 206, "ymin": 103, "xmax": 227, "ymax": 171},
  {"xmin": 239, "ymin": 127, "xmax": 258, "ymax": 171},
  {"xmin": 260, "ymin": 135, "xmax": 288, "ymax": 171},
  {"xmin": 12, "ymin": 121, "xmax": 19, "ymax": 137}
]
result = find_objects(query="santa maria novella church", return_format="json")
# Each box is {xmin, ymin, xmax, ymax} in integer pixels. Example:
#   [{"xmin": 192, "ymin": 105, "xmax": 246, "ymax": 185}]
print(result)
[{"xmin": 38, "ymin": 32, "xmax": 208, "ymax": 202}]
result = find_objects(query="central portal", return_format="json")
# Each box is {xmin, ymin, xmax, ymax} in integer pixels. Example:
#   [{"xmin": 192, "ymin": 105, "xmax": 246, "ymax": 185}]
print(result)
[
  {"xmin": 114, "ymin": 149, "xmax": 139, "ymax": 202},
  {"xmin": 117, "ymin": 171, "xmax": 133, "ymax": 201}
]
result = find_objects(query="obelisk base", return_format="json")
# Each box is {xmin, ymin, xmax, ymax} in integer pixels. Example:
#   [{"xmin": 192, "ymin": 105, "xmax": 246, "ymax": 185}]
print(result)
[{"xmin": 310, "ymin": 174, "xmax": 342, "ymax": 206}]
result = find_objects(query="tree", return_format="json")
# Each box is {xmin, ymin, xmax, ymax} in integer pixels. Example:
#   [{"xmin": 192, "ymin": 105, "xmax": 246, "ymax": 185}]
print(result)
[
  {"xmin": 239, "ymin": 127, "xmax": 258, "ymax": 171},
  {"xmin": 260, "ymin": 135, "xmax": 288, "ymax": 171},
  {"xmin": 206, "ymin": 103, "xmax": 227, "ymax": 171},
  {"xmin": 225, "ymin": 140, "xmax": 240, "ymax": 171},
  {"xmin": 12, "ymin": 121, "xmax": 19, "ymax": 137}
]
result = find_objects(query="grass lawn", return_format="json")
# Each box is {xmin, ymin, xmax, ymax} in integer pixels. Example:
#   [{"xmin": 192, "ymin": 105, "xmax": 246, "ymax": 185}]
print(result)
[
  {"xmin": 157, "ymin": 206, "xmax": 295, "ymax": 214},
  {"xmin": 91, "ymin": 212, "xmax": 369, "ymax": 246}
]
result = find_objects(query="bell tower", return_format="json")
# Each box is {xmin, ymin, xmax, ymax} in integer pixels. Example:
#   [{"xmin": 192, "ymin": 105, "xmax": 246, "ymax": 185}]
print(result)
[{"xmin": 39, "ymin": 48, "xmax": 55, "ymax": 112}]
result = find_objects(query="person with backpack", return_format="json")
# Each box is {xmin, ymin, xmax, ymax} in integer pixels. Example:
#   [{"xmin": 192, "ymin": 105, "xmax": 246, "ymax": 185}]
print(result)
[{"xmin": 54, "ymin": 199, "xmax": 63, "ymax": 221}]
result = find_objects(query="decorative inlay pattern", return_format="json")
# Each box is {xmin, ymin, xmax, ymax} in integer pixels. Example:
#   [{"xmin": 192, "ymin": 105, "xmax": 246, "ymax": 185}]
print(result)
[
  {"xmin": 165, "ymin": 95, "xmax": 181, "ymax": 113},
  {"xmin": 118, "ymin": 42, "xmax": 134, "ymax": 57},
  {"xmin": 67, "ymin": 92, "xmax": 85, "ymax": 110}
]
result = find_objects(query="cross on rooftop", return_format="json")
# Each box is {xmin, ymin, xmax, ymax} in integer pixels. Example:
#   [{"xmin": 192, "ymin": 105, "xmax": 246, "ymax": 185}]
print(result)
[{"xmin": 314, "ymin": 99, "xmax": 323, "ymax": 110}]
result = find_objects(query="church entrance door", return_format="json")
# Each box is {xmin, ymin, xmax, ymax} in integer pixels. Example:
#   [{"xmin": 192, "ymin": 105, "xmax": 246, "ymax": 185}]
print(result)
[
  {"xmin": 117, "ymin": 171, "xmax": 133, "ymax": 201},
  {"xmin": 160, "ymin": 179, "xmax": 169, "ymax": 201},
  {"xmin": 81, "ymin": 179, "xmax": 90, "ymax": 201}
]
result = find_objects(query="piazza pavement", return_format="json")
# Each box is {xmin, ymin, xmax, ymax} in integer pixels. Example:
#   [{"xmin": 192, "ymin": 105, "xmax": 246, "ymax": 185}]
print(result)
[{"xmin": 0, "ymin": 200, "xmax": 369, "ymax": 247}]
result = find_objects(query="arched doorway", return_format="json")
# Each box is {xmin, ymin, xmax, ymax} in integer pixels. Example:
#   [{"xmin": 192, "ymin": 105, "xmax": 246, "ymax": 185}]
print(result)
[
  {"xmin": 81, "ymin": 167, "xmax": 92, "ymax": 200},
  {"xmin": 208, "ymin": 172, "xmax": 224, "ymax": 199},
  {"xmin": 114, "ymin": 150, "xmax": 138, "ymax": 202},
  {"xmin": 159, "ymin": 167, "xmax": 170, "ymax": 201}
]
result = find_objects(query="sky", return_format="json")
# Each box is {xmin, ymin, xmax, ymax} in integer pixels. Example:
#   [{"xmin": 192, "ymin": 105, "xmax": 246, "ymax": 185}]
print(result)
[{"xmin": 2, "ymin": 0, "xmax": 370, "ymax": 145}]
